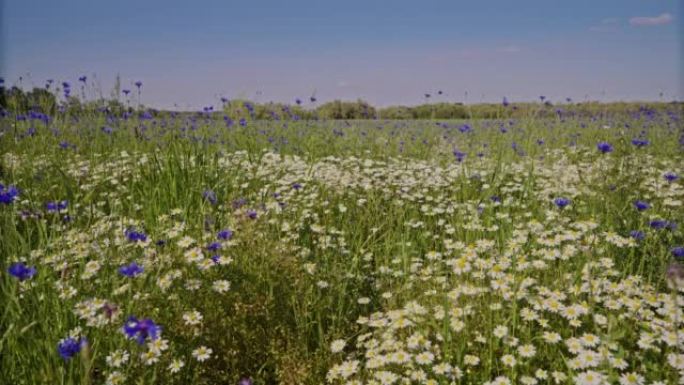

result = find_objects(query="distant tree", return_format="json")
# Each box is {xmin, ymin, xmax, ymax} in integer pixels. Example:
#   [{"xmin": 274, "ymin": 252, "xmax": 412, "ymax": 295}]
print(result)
[{"xmin": 317, "ymin": 100, "xmax": 376, "ymax": 119}]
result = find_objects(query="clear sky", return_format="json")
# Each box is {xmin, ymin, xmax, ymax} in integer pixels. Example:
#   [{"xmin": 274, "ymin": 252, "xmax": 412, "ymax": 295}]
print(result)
[{"xmin": 1, "ymin": 0, "xmax": 682, "ymax": 109}]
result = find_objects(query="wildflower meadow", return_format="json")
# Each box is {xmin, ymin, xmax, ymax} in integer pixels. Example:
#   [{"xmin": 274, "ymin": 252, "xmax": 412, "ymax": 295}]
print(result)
[{"xmin": 1, "ymin": 86, "xmax": 683, "ymax": 385}]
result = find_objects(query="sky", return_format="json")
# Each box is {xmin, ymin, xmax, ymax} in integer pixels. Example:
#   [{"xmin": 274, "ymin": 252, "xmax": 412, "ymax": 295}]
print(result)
[{"xmin": 1, "ymin": 0, "xmax": 682, "ymax": 110}]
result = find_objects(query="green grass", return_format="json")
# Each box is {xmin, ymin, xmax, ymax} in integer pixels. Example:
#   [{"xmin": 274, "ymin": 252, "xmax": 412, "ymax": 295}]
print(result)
[{"xmin": 1, "ymin": 107, "xmax": 683, "ymax": 384}]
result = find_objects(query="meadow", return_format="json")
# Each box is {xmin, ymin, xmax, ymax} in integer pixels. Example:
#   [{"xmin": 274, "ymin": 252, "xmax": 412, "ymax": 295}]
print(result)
[{"xmin": 1, "ymin": 97, "xmax": 683, "ymax": 385}]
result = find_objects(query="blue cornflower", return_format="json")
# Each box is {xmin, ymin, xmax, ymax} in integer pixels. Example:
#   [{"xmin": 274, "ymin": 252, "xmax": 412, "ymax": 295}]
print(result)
[
  {"xmin": 631, "ymin": 138, "xmax": 649, "ymax": 147},
  {"xmin": 125, "ymin": 228, "xmax": 148, "ymax": 242},
  {"xmin": 292, "ymin": 182, "xmax": 302, "ymax": 190},
  {"xmin": 123, "ymin": 316, "xmax": 161, "ymax": 344},
  {"xmin": 78, "ymin": 76, "xmax": 87, "ymax": 83},
  {"xmin": 650, "ymin": 219, "xmax": 668, "ymax": 230},
  {"xmin": 554, "ymin": 197, "xmax": 570, "ymax": 208},
  {"xmin": 122, "ymin": 89, "xmax": 131, "ymax": 96},
  {"xmin": 203, "ymin": 189, "xmax": 218, "ymax": 205},
  {"xmin": 629, "ymin": 230, "xmax": 645, "ymax": 241},
  {"xmin": 8, "ymin": 262, "xmax": 37, "ymax": 281},
  {"xmin": 634, "ymin": 200, "xmax": 650, "ymax": 211},
  {"xmin": 672, "ymin": 246, "xmax": 684, "ymax": 259},
  {"xmin": 207, "ymin": 242, "xmax": 221, "ymax": 252},
  {"xmin": 239, "ymin": 118, "xmax": 247, "ymax": 127},
  {"xmin": 46, "ymin": 200, "xmax": 68, "ymax": 213},
  {"xmin": 0, "ymin": 184, "xmax": 20, "ymax": 205},
  {"xmin": 246, "ymin": 209, "xmax": 257, "ymax": 219},
  {"xmin": 119, "ymin": 262, "xmax": 144, "ymax": 278},
  {"xmin": 458, "ymin": 124, "xmax": 471, "ymax": 133},
  {"xmin": 490, "ymin": 195, "xmax": 501, "ymax": 203},
  {"xmin": 597, "ymin": 142, "xmax": 613, "ymax": 154},
  {"xmin": 134, "ymin": 81, "xmax": 143, "ymax": 89},
  {"xmin": 453, "ymin": 150, "xmax": 466, "ymax": 162},
  {"xmin": 502, "ymin": 97, "xmax": 509, "ymax": 107},
  {"xmin": 57, "ymin": 337, "xmax": 87, "ymax": 360},
  {"xmin": 217, "ymin": 229, "xmax": 233, "ymax": 240},
  {"xmin": 664, "ymin": 172, "xmax": 679, "ymax": 182}
]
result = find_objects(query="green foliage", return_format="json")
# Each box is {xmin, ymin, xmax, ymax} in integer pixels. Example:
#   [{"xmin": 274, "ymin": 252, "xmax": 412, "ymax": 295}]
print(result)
[
  {"xmin": 316, "ymin": 99, "xmax": 376, "ymax": 119},
  {"xmin": 1, "ymin": 86, "xmax": 58, "ymax": 115}
]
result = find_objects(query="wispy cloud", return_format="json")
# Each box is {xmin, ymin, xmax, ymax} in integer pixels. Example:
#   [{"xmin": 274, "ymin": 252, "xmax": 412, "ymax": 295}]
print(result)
[{"xmin": 629, "ymin": 13, "xmax": 673, "ymax": 27}]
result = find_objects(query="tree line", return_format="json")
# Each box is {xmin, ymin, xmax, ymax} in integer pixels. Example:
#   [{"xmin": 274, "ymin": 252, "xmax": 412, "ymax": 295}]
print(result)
[{"xmin": 1, "ymin": 85, "xmax": 680, "ymax": 121}]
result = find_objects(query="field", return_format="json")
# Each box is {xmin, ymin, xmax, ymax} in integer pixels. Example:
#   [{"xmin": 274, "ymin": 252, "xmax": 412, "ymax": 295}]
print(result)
[{"xmin": 1, "ymin": 103, "xmax": 683, "ymax": 385}]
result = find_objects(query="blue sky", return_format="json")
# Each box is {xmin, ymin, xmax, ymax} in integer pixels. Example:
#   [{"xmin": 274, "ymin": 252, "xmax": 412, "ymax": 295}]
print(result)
[{"xmin": 1, "ymin": 0, "xmax": 681, "ymax": 109}]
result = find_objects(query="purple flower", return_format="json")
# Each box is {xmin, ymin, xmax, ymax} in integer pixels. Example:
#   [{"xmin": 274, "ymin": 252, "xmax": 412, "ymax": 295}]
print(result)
[
  {"xmin": 207, "ymin": 242, "xmax": 222, "ymax": 252},
  {"xmin": 122, "ymin": 89, "xmax": 131, "ymax": 96},
  {"xmin": 119, "ymin": 262, "xmax": 144, "ymax": 277},
  {"xmin": 597, "ymin": 142, "xmax": 613, "ymax": 154},
  {"xmin": 672, "ymin": 246, "xmax": 684, "ymax": 259},
  {"xmin": 58, "ymin": 337, "xmax": 87, "ymax": 360},
  {"xmin": 0, "ymin": 184, "xmax": 20, "ymax": 205},
  {"xmin": 239, "ymin": 118, "xmax": 247, "ymax": 127},
  {"xmin": 78, "ymin": 76, "xmax": 87, "ymax": 83},
  {"xmin": 217, "ymin": 229, "xmax": 233, "ymax": 240},
  {"xmin": 453, "ymin": 150, "xmax": 466, "ymax": 162},
  {"xmin": 135, "ymin": 81, "xmax": 143, "ymax": 89},
  {"xmin": 664, "ymin": 172, "xmax": 679, "ymax": 183},
  {"xmin": 46, "ymin": 201, "xmax": 58, "ymax": 212},
  {"xmin": 246, "ymin": 209, "xmax": 257, "ymax": 219},
  {"xmin": 629, "ymin": 230, "xmax": 645, "ymax": 241},
  {"xmin": 203, "ymin": 189, "xmax": 218, "ymax": 205},
  {"xmin": 502, "ymin": 97, "xmax": 509, "ymax": 107},
  {"xmin": 125, "ymin": 228, "xmax": 148, "ymax": 242},
  {"xmin": 553, "ymin": 197, "xmax": 570, "ymax": 208},
  {"xmin": 46, "ymin": 200, "xmax": 68, "ymax": 213},
  {"xmin": 8, "ymin": 262, "xmax": 37, "ymax": 281},
  {"xmin": 631, "ymin": 138, "xmax": 649, "ymax": 147},
  {"xmin": 238, "ymin": 378, "xmax": 253, "ymax": 385},
  {"xmin": 123, "ymin": 316, "xmax": 160, "ymax": 344},
  {"xmin": 650, "ymin": 219, "xmax": 668, "ymax": 230},
  {"xmin": 634, "ymin": 200, "xmax": 650, "ymax": 211}
]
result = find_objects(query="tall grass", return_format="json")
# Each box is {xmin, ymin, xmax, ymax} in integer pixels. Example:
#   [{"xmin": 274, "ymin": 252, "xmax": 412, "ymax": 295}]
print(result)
[{"xmin": 1, "ymin": 102, "xmax": 683, "ymax": 384}]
